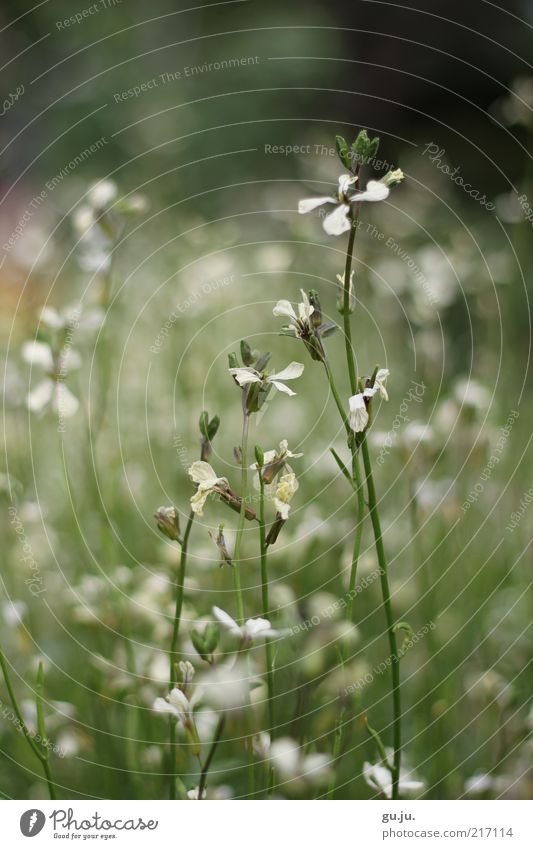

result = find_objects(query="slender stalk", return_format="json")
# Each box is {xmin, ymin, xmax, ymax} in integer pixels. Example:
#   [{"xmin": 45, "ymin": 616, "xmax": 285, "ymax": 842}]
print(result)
[
  {"xmin": 0, "ymin": 649, "xmax": 56, "ymax": 799},
  {"xmin": 169, "ymin": 510, "xmax": 195, "ymax": 687},
  {"xmin": 339, "ymin": 199, "xmax": 402, "ymax": 798},
  {"xmin": 346, "ymin": 451, "xmax": 365, "ymax": 623},
  {"xmin": 168, "ymin": 508, "xmax": 195, "ymax": 800},
  {"xmin": 342, "ymin": 222, "xmax": 358, "ymax": 394},
  {"xmin": 231, "ymin": 412, "xmax": 250, "ymax": 625},
  {"xmin": 198, "ymin": 714, "xmax": 226, "ymax": 799},
  {"xmin": 258, "ymin": 476, "xmax": 275, "ymax": 738},
  {"xmin": 361, "ymin": 435, "xmax": 401, "ymax": 799}
]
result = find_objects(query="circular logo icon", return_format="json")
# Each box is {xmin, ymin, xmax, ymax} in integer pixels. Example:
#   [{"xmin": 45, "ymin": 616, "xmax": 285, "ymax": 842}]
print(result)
[{"xmin": 20, "ymin": 809, "xmax": 46, "ymax": 837}]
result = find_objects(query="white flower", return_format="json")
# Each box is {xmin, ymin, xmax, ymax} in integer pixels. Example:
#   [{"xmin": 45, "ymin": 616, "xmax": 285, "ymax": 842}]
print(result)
[
  {"xmin": 22, "ymin": 340, "xmax": 79, "ymax": 418},
  {"xmin": 229, "ymin": 361, "xmax": 304, "ymax": 397},
  {"xmin": 188, "ymin": 461, "xmax": 228, "ymax": 517},
  {"xmin": 299, "ymin": 174, "xmax": 391, "ymax": 236},
  {"xmin": 464, "ymin": 772, "xmax": 495, "ymax": 796},
  {"xmin": 274, "ymin": 471, "xmax": 298, "ymax": 519},
  {"xmin": 363, "ymin": 753, "xmax": 425, "ymax": 799},
  {"xmin": 199, "ymin": 659, "xmax": 253, "ymax": 712},
  {"xmin": 267, "ymin": 737, "xmax": 331, "ymax": 787},
  {"xmin": 273, "ymin": 290, "xmax": 314, "ymax": 338},
  {"xmin": 153, "ymin": 686, "xmax": 200, "ymax": 728},
  {"xmin": 374, "ymin": 368, "xmax": 390, "ymax": 401},
  {"xmin": 187, "ymin": 786, "xmax": 206, "ymax": 800},
  {"xmin": 252, "ymin": 731, "xmax": 271, "ymax": 758},
  {"xmin": 252, "ymin": 439, "xmax": 303, "ymax": 469},
  {"xmin": 87, "ymin": 179, "xmax": 118, "ymax": 210},
  {"xmin": 348, "ymin": 392, "xmax": 369, "ymax": 433},
  {"xmin": 213, "ymin": 606, "xmax": 281, "ymax": 645},
  {"xmin": 39, "ymin": 303, "xmax": 104, "ymax": 333}
]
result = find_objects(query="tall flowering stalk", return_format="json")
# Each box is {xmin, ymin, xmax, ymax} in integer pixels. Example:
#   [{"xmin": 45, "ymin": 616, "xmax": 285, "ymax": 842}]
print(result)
[{"xmin": 295, "ymin": 129, "xmax": 405, "ymax": 799}]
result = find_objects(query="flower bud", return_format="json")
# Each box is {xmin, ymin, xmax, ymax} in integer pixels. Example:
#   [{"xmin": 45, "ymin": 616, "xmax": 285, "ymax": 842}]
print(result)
[
  {"xmin": 254, "ymin": 445, "xmax": 264, "ymax": 467},
  {"xmin": 228, "ymin": 352, "xmax": 239, "ymax": 370},
  {"xmin": 191, "ymin": 622, "xmax": 220, "ymax": 662},
  {"xmin": 240, "ymin": 339, "xmax": 254, "ymax": 366},
  {"xmin": 381, "ymin": 168, "xmax": 404, "ymax": 187},
  {"xmin": 308, "ymin": 290, "xmax": 322, "ymax": 328},
  {"xmin": 351, "ymin": 129, "xmax": 380, "ymax": 165},
  {"xmin": 154, "ymin": 506, "xmax": 181, "ymax": 541},
  {"xmin": 335, "ymin": 134, "xmax": 352, "ymax": 170}
]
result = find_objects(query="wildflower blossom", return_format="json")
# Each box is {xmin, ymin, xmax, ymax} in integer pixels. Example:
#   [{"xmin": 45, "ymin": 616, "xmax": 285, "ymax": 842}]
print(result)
[
  {"xmin": 363, "ymin": 752, "xmax": 425, "ymax": 798},
  {"xmin": 267, "ymin": 737, "xmax": 331, "ymax": 787},
  {"xmin": 22, "ymin": 340, "xmax": 80, "ymax": 418},
  {"xmin": 212, "ymin": 606, "xmax": 282, "ymax": 646},
  {"xmin": 251, "ymin": 439, "xmax": 303, "ymax": 485},
  {"xmin": 298, "ymin": 173, "xmax": 396, "ymax": 236},
  {"xmin": 348, "ymin": 391, "xmax": 372, "ymax": 433},
  {"xmin": 229, "ymin": 361, "xmax": 304, "ymax": 397},
  {"xmin": 273, "ymin": 289, "xmax": 315, "ymax": 337},
  {"xmin": 153, "ymin": 685, "xmax": 202, "ymax": 755}
]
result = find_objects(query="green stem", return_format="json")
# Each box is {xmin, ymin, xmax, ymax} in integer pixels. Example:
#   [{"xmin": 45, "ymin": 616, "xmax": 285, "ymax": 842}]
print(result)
[
  {"xmin": 169, "ymin": 510, "xmax": 195, "ymax": 687},
  {"xmin": 326, "ymin": 704, "xmax": 346, "ymax": 799},
  {"xmin": 198, "ymin": 714, "xmax": 226, "ymax": 799},
  {"xmin": 168, "ymin": 508, "xmax": 195, "ymax": 800},
  {"xmin": 342, "ymin": 216, "xmax": 359, "ymax": 395},
  {"xmin": 232, "ymin": 412, "xmax": 250, "ymax": 625},
  {"xmin": 0, "ymin": 649, "xmax": 56, "ymax": 799},
  {"xmin": 346, "ymin": 451, "xmax": 365, "ymax": 623},
  {"xmin": 361, "ymin": 435, "xmax": 401, "ymax": 799},
  {"xmin": 259, "ymin": 476, "xmax": 275, "ymax": 739}
]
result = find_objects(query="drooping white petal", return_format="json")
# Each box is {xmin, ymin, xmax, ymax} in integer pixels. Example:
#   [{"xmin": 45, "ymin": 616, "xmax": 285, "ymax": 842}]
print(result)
[
  {"xmin": 338, "ymin": 174, "xmax": 357, "ymax": 196},
  {"xmin": 190, "ymin": 488, "xmax": 210, "ymax": 516},
  {"xmin": 153, "ymin": 697, "xmax": 180, "ymax": 719},
  {"xmin": 268, "ymin": 362, "xmax": 304, "ymax": 382},
  {"xmin": 323, "ymin": 203, "xmax": 352, "ymax": 236},
  {"xmin": 168, "ymin": 687, "xmax": 192, "ymax": 720},
  {"xmin": 348, "ymin": 393, "xmax": 369, "ymax": 433},
  {"xmin": 352, "ymin": 180, "xmax": 390, "ymax": 203},
  {"xmin": 22, "ymin": 341, "xmax": 54, "ymax": 371},
  {"xmin": 212, "ymin": 606, "xmax": 241, "ymax": 636},
  {"xmin": 374, "ymin": 368, "xmax": 390, "ymax": 400},
  {"xmin": 272, "ymin": 300, "xmax": 297, "ymax": 321},
  {"xmin": 229, "ymin": 367, "xmax": 262, "ymax": 386},
  {"xmin": 27, "ymin": 378, "xmax": 54, "ymax": 413},
  {"xmin": 298, "ymin": 196, "xmax": 336, "ymax": 214},
  {"xmin": 270, "ymin": 380, "xmax": 297, "ymax": 396}
]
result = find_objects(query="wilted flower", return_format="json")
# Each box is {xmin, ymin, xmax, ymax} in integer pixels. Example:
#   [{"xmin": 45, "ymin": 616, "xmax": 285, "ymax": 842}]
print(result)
[
  {"xmin": 154, "ymin": 506, "xmax": 181, "ymax": 541},
  {"xmin": 273, "ymin": 471, "xmax": 298, "ymax": 519},
  {"xmin": 252, "ymin": 439, "xmax": 303, "ymax": 485},
  {"xmin": 213, "ymin": 606, "xmax": 282, "ymax": 646},
  {"xmin": 373, "ymin": 368, "xmax": 390, "ymax": 401},
  {"xmin": 298, "ymin": 173, "xmax": 392, "ymax": 236},
  {"xmin": 188, "ymin": 461, "xmax": 229, "ymax": 517},
  {"xmin": 229, "ymin": 361, "xmax": 304, "ymax": 397}
]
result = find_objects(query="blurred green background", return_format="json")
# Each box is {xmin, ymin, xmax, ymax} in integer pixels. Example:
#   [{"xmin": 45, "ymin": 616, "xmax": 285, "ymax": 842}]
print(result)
[{"xmin": 0, "ymin": 0, "xmax": 531, "ymax": 800}]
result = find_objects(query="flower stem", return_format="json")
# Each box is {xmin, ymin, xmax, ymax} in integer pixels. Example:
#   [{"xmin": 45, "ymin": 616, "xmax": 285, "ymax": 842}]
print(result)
[
  {"xmin": 168, "ymin": 508, "xmax": 195, "ymax": 800},
  {"xmin": 198, "ymin": 713, "xmax": 226, "ymax": 799},
  {"xmin": 259, "ymin": 476, "xmax": 275, "ymax": 739},
  {"xmin": 361, "ymin": 434, "xmax": 401, "ymax": 800},
  {"xmin": 169, "ymin": 509, "xmax": 195, "ymax": 688},
  {"xmin": 232, "ymin": 412, "xmax": 250, "ymax": 625},
  {"xmin": 343, "ymin": 220, "xmax": 358, "ymax": 395},
  {"xmin": 0, "ymin": 648, "xmax": 56, "ymax": 799}
]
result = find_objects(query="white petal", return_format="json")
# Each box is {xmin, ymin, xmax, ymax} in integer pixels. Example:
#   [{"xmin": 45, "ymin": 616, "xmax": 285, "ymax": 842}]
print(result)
[
  {"xmin": 39, "ymin": 307, "xmax": 64, "ymax": 330},
  {"xmin": 272, "ymin": 300, "xmax": 297, "ymax": 321},
  {"xmin": 323, "ymin": 204, "xmax": 352, "ymax": 236},
  {"xmin": 270, "ymin": 380, "xmax": 296, "ymax": 396},
  {"xmin": 245, "ymin": 617, "xmax": 272, "ymax": 637},
  {"xmin": 87, "ymin": 179, "xmax": 118, "ymax": 209},
  {"xmin": 188, "ymin": 461, "xmax": 218, "ymax": 487},
  {"xmin": 27, "ymin": 379, "xmax": 54, "ymax": 413},
  {"xmin": 268, "ymin": 362, "xmax": 304, "ymax": 382},
  {"xmin": 168, "ymin": 687, "xmax": 191, "ymax": 716},
  {"xmin": 298, "ymin": 196, "xmax": 336, "ymax": 214},
  {"xmin": 22, "ymin": 341, "xmax": 54, "ymax": 371},
  {"xmin": 274, "ymin": 497, "xmax": 292, "ymax": 518},
  {"xmin": 212, "ymin": 606, "xmax": 241, "ymax": 635},
  {"xmin": 229, "ymin": 367, "xmax": 262, "ymax": 386},
  {"xmin": 153, "ymin": 697, "xmax": 179, "ymax": 719},
  {"xmin": 353, "ymin": 180, "xmax": 390, "ymax": 202},
  {"xmin": 348, "ymin": 393, "xmax": 369, "ymax": 433},
  {"xmin": 190, "ymin": 488, "xmax": 209, "ymax": 516},
  {"xmin": 52, "ymin": 383, "xmax": 79, "ymax": 418}
]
